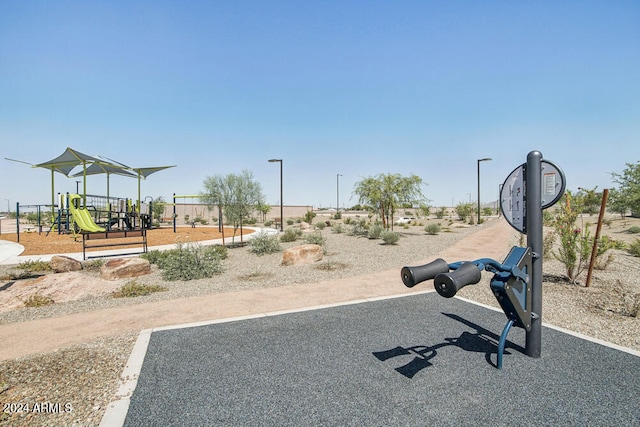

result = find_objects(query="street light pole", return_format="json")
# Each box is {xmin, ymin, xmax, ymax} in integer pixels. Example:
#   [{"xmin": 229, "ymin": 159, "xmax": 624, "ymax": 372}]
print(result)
[
  {"xmin": 336, "ymin": 173, "xmax": 342, "ymax": 213},
  {"xmin": 268, "ymin": 159, "xmax": 283, "ymax": 231},
  {"xmin": 477, "ymin": 157, "xmax": 493, "ymax": 223}
]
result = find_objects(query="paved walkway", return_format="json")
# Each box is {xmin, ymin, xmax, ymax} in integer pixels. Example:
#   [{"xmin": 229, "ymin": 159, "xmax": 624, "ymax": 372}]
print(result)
[{"xmin": 0, "ymin": 219, "xmax": 515, "ymax": 361}]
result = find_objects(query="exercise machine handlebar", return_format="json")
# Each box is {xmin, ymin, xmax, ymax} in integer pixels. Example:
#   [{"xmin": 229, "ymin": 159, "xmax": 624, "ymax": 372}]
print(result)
[
  {"xmin": 401, "ymin": 258, "xmax": 449, "ymax": 288},
  {"xmin": 433, "ymin": 262, "xmax": 482, "ymax": 298}
]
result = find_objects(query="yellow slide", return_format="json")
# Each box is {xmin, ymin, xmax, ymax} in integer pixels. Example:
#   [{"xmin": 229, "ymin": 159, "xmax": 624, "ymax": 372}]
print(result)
[{"xmin": 68, "ymin": 194, "xmax": 106, "ymax": 233}]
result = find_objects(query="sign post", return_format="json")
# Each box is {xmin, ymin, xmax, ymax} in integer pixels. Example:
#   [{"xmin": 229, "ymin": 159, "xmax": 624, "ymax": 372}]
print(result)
[{"xmin": 500, "ymin": 151, "xmax": 565, "ymax": 358}]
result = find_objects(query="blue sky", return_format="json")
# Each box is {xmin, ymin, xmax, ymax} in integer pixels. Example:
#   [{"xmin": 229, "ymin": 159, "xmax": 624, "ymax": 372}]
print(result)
[{"xmin": 1, "ymin": 1, "xmax": 638, "ymax": 211}]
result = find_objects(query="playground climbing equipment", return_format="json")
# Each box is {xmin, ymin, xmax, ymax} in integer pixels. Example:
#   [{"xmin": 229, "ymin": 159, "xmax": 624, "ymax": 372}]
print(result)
[{"xmin": 401, "ymin": 151, "xmax": 565, "ymax": 369}]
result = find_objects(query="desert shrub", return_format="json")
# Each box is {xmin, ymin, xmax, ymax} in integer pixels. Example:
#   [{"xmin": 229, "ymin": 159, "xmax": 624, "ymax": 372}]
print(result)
[
  {"xmin": 159, "ymin": 243, "xmax": 225, "ymax": 281},
  {"xmin": 543, "ymin": 232, "xmax": 556, "ymax": 260},
  {"xmin": 17, "ymin": 260, "xmax": 51, "ymax": 272},
  {"xmin": 287, "ymin": 219, "xmax": 295, "ymax": 226},
  {"xmin": 628, "ymin": 238, "xmax": 640, "ymax": 257},
  {"xmin": 303, "ymin": 210, "xmax": 316, "ymax": 224},
  {"xmin": 380, "ymin": 230, "xmax": 400, "ymax": 245},
  {"xmin": 263, "ymin": 220, "xmax": 273, "ymax": 227},
  {"xmin": 112, "ymin": 280, "xmax": 167, "ymax": 298},
  {"xmin": 349, "ymin": 219, "xmax": 369, "ymax": 237},
  {"xmin": 435, "ymin": 207, "xmax": 447, "ymax": 219},
  {"xmin": 333, "ymin": 212, "xmax": 342, "ymax": 220},
  {"xmin": 367, "ymin": 224, "xmax": 384, "ymax": 239},
  {"xmin": 248, "ymin": 233, "xmax": 282, "ymax": 255},
  {"xmin": 344, "ymin": 217, "xmax": 352, "ymax": 225},
  {"xmin": 314, "ymin": 221, "xmax": 326, "ymax": 230},
  {"xmin": 304, "ymin": 232, "xmax": 326, "ymax": 246},
  {"xmin": 280, "ymin": 228, "xmax": 301, "ymax": 242},
  {"xmin": 82, "ymin": 259, "xmax": 104, "ymax": 271},
  {"xmin": 332, "ymin": 223, "xmax": 345, "ymax": 234},
  {"xmin": 425, "ymin": 223, "xmax": 441, "ymax": 235},
  {"xmin": 627, "ymin": 226, "xmax": 640, "ymax": 234},
  {"xmin": 23, "ymin": 294, "xmax": 54, "ymax": 308}
]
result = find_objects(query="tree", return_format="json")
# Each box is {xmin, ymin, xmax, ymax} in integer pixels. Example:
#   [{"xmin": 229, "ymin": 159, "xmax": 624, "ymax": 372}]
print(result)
[
  {"xmin": 152, "ymin": 196, "xmax": 166, "ymax": 225},
  {"xmin": 201, "ymin": 170, "xmax": 265, "ymax": 244},
  {"xmin": 610, "ymin": 161, "xmax": 640, "ymax": 217},
  {"xmin": 352, "ymin": 173, "xmax": 426, "ymax": 230}
]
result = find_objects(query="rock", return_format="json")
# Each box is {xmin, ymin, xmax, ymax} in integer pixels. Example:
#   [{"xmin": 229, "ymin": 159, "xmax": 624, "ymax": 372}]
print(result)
[
  {"xmin": 300, "ymin": 222, "xmax": 311, "ymax": 231},
  {"xmin": 281, "ymin": 244, "xmax": 323, "ymax": 266},
  {"xmin": 50, "ymin": 255, "xmax": 83, "ymax": 273},
  {"xmin": 100, "ymin": 257, "xmax": 151, "ymax": 280}
]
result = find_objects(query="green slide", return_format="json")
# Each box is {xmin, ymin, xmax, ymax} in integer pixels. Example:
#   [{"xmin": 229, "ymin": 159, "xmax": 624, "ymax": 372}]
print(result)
[{"xmin": 68, "ymin": 194, "xmax": 106, "ymax": 233}]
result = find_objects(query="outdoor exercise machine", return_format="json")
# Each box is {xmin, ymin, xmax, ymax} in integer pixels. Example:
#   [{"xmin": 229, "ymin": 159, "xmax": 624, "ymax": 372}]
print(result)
[{"xmin": 401, "ymin": 151, "xmax": 565, "ymax": 368}]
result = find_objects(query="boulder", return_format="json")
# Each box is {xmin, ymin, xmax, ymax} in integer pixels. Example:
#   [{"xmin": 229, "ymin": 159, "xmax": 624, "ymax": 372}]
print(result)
[
  {"xmin": 300, "ymin": 222, "xmax": 311, "ymax": 231},
  {"xmin": 100, "ymin": 257, "xmax": 151, "ymax": 281},
  {"xmin": 50, "ymin": 255, "xmax": 83, "ymax": 273},
  {"xmin": 281, "ymin": 244, "xmax": 323, "ymax": 266}
]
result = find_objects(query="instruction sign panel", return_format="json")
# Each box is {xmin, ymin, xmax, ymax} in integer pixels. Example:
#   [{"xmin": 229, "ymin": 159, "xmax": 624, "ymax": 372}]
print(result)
[
  {"xmin": 501, "ymin": 165, "xmax": 525, "ymax": 233},
  {"xmin": 500, "ymin": 159, "xmax": 565, "ymax": 233}
]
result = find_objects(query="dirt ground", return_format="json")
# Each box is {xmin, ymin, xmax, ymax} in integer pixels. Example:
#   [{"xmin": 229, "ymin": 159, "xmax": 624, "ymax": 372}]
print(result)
[{"xmin": 1, "ymin": 225, "xmax": 253, "ymax": 256}]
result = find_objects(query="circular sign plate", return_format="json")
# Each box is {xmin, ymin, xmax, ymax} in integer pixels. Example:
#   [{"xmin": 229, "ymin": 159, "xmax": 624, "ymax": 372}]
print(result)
[{"xmin": 500, "ymin": 159, "xmax": 566, "ymax": 233}]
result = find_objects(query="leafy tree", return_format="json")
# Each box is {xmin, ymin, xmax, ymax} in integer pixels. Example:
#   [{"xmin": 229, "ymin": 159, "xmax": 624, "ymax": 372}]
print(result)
[
  {"xmin": 201, "ymin": 170, "xmax": 265, "ymax": 244},
  {"xmin": 353, "ymin": 173, "xmax": 426, "ymax": 230},
  {"xmin": 610, "ymin": 161, "xmax": 640, "ymax": 218},
  {"xmin": 455, "ymin": 202, "xmax": 473, "ymax": 222},
  {"xmin": 152, "ymin": 196, "xmax": 166, "ymax": 225}
]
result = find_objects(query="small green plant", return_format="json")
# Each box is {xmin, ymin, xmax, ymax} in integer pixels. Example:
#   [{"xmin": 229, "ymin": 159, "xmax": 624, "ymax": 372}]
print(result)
[
  {"xmin": 112, "ymin": 280, "xmax": 168, "ymax": 298},
  {"xmin": 627, "ymin": 238, "xmax": 640, "ymax": 257},
  {"xmin": 248, "ymin": 233, "xmax": 282, "ymax": 255},
  {"xmin": 627, "ymin": 226, "xmax": 640, "ymax": 234},
  {"xmin": 280, "ymin": 228, "xmax": 301, "ymax": 242},
  {"xmin": 157, "ymin": 243, "xmax": 226, "ymax": 281},
  {"xmin": 349, "ymin": 219, "xmax": 369, "ymax": 237},
  {"xmin": 551, "ymin": 196, "xmax": 593, "ymax": 282},
  {"xmin": 435, "ymin": 207, "xmax": 447, "ymax": 219},
  {"xmin": 82, "ymin": 259, "xmax": 104, "ymax": 271},
  {"xmin": 17, "ymin": 260, "xmax": 51, "ymax": 272},
  {"xmin": 303, "ymin": 210, "xmax": 316, "ymax": 224},
  {"xmin": 333, "ymin": 212, "xmax": 342, "ymax": 220},
  {"xmin": 367, "ymin": 224, "xmax": 384, "ymax": 239},
  {"xmin": 425, "ymin": 223, "xmax": 441, "ymax": 235},
  {"xmin": 332, "ymin": 223, "xmax": 345, "ymax": 234},
  {"xmin": 23, "ymin": 294, "xmax": 54, "ymax": 307},
  {"xmin": 287, "ymin": 219, "xmax": 295, "ymax": 226},
  {"xmin": 304, "ymin": 232, "xmax": 326, "ymax": 246},
  {"xmin": 264, "ymin": 220, "xmax": 273, "ymax": 227},
  {"xmin": 380, "ymin": 230, "xmax": 400, "ymax": 245},
  {"xmin": 314, "ymin": 221, "xmax": 326, "ymax": 230}
]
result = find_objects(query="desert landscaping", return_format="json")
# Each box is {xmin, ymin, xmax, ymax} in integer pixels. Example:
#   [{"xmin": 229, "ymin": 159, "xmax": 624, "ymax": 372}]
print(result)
[{"xmin": 0, "ymin": 214, "xmax": 639, "ymax": 426}]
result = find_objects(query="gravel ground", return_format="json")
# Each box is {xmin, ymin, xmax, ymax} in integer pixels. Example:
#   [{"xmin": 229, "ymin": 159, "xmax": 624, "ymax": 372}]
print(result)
[{"xmin": 1, "ymin": 216, "xmax": 639, "ymax": 426}]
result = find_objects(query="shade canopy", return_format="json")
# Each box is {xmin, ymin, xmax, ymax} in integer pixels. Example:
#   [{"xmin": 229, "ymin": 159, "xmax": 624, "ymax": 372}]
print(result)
[{"xmin": 7, "ymin": 147, "xmax": 176, "ymax": 210}]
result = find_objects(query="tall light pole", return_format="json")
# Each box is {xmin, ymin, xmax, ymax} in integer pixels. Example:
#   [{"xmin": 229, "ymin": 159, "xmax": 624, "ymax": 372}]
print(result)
[
  {"xmin": 336, "ymin": 173, "xmax": 342, "ymax": 213},
  {"xmin": 268, "ymin": 159, "xmax": 283, "ymax": 231},
  {"xmin": 477, "ymin": 157, "xmax": 493, "ymax": 223}
]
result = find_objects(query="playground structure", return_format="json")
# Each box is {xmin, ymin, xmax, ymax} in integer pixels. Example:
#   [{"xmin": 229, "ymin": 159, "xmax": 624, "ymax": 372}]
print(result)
[{"xmin": 401, "ymin": 151, "xmax": 565, "ymax": 369}]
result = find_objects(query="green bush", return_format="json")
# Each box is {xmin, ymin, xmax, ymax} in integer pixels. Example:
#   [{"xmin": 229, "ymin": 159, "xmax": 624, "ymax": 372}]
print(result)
[
  {"xmin": 349, "ymin": 219, "xmax": 369, "ymax": 237},
  {"xmin": 315, "ymin": 221, "xmax": 326, "ymax": 230},
  {"xmin": 157, "ymin": 243, "xmax": 226, "ymax": 281},
  {"xmin": 23, "ymin": 294, "xmax": 55, "ymax": 307},
  {"xmin": 332, "ymin": 223, "xmax": 345, "ymax": 234},
  {"xmin": 380, "ymin": 230, "xmax": 400, "ymax": 245},
  {"xmin": 627, "ymin": 226, "xmax": 640, "ymax": 234},
  {"xmin": 264, "ymin": 220, "xmax": 273, "ymax": 227},
  {"xmin": 248, "ymin": 233, "xmax": 282, "ymax": 255},
  {"xmin": 112, "ymin": 280, "xmax": 168, "ymax": 298},
  {"xmin": 367, "ymin": 224, "xmax": 384, "ymax": 239},
  {"xmin": 17, "ymin": 260, "xmax": 51, "ymax": 272},
  {"xmin": 280, "ymin": 228, "xmax": 301, "ymax": 242},
  {"xmin": 304, "ymin": 232, "xmax": 326, "ymax": 246},
  {"xmin": 628, "ymin": 238, "xmax": 640, "ymax": 257},
  {"xmin": 425, "ymin": 223, "xmax": 441, "ymax": 235},
  {"xmin": 287, "ymin": 219, "xmax": 295, "ymax": 226}
]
